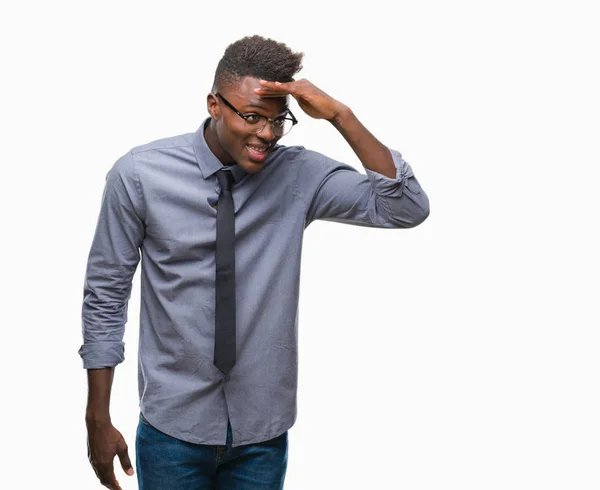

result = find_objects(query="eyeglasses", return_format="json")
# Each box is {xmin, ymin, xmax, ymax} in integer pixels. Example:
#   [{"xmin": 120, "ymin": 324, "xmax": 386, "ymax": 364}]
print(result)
[{"xmin": 215, "ymin": 92, "xmax": 298, "ymax": 137}]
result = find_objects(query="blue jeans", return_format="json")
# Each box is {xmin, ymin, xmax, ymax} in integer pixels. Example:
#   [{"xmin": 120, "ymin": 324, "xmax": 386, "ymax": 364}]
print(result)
[{"xmin": 135, "ymin": 413, "xmax": 288, "ymax": 489}]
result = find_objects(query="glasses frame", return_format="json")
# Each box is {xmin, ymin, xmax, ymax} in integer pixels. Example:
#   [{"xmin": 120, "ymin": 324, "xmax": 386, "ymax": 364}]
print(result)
[{"xmin": 215, "ymin": 92, "xmax": 298, "ymax": 136}]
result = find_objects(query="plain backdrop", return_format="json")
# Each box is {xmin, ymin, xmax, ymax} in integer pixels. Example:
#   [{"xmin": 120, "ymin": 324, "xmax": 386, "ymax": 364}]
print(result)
[{"xmin": 1, "ymin": 1, "xmax": 599, "ymax": 489}]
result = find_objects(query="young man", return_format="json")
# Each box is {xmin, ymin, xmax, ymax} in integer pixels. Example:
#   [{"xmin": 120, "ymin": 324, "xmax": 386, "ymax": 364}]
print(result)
[{"xmin": 81, "ymin": 35, "xmax": 429, "ymax": 490}]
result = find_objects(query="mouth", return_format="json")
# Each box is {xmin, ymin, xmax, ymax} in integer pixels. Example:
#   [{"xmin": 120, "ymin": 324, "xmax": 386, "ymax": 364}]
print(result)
[{"xmin": 245, "ymin": 143, "xmax": 271, "ymax": 163}]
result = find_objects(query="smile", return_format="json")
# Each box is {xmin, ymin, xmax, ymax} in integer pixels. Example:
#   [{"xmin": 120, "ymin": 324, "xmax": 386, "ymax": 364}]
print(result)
[{"xmin": 246, "ymin": 143, "xmax": 271, "ymax": 162}]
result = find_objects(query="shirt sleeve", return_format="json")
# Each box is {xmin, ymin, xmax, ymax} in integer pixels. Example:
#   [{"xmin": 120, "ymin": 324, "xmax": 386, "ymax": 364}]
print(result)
[
  {"xmin": 78, "ymin": 151, "xmax": 145, "ymax": 369},
  {"xmin": 298, "ymin": 147, "xmax": 430, "ymax": 228}
]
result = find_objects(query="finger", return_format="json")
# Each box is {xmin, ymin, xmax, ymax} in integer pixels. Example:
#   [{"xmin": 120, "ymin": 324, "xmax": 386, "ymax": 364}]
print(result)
[
  {"xmin": 98, "ymin": 462, "xmax": 121, "ymax": 490},
  {"xmin": 102, "ymin": 478, "xmax": 122, "ymax": 490},
  {"xmin": 259, "ymin": 80, "xmax": 298, "ymax": 94},
  {"xmin": 100, "ymin": 476, "xmax": 120, "ymax": 490},
  {"xmin": 103, "ymin": 480, "xmax": 122, "ymax": 490},
  {"xmin": 100, "ymin": 474, "xmax": 120, "ymax": 490},
  {"xmin": 117, "ymin": 442, "xmax": 135, "ymax": 476},
  {"xmin": 254, "ymin": 90, "xmax": 289, "ymax": 99},
  {"xmin": 259, "ymin": 79, "xmax": 284, "ymax": 87},
  {"xmin": 254, "ymin": 86, "xmax": 289, "ymax": 95}
]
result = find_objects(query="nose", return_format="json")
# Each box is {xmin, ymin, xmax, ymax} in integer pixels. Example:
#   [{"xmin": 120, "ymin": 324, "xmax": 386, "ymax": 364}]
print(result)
[{"xmin": 256, "ymin": 120, "xmax": 275, "ymax": 141}]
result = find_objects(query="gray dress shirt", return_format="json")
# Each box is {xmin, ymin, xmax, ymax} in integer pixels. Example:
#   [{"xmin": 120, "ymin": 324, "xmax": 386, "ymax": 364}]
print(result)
[{"xmin": 79, "ymin": 117, "xmax": 429, "ymax": 447}]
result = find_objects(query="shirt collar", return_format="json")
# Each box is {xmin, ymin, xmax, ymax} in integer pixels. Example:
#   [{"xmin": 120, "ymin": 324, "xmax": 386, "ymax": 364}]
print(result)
[{"xmin": 192, "ymin": 117, "xmax": 248, "ymax": 183}]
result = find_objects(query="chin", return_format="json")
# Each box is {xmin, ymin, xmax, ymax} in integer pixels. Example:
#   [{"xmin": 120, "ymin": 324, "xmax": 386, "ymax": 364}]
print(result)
[
  {"xmin": 236, "ymin": 151, "xmax": 269, "ymax": 173},
  {"xmin": 241, "ymin": 161, "xmax": 265, "ymax": 173}
]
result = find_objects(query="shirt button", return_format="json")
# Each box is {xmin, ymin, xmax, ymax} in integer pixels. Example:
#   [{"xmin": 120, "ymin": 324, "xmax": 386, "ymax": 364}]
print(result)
[{"xmin": 224, "ymin": 375, "xmax": 230, "ymax": 381}]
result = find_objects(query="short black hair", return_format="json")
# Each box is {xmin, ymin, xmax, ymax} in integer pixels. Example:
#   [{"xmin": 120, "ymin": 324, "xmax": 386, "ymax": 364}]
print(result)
[{"xmin": 212, "ymin": 35, "xmax": 304, "ymax": 92}]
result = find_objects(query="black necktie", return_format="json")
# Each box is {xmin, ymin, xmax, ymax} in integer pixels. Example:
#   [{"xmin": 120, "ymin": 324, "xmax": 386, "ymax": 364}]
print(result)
[{"xmin": 214, "ymin": 169, "xmax": 236, "ymax": 374}]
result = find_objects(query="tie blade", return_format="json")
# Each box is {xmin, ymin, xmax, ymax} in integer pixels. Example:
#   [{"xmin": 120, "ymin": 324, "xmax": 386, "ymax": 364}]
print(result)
[{"xmin": 214, "ymin": 168, "xmax": 237, "ymax": 374}]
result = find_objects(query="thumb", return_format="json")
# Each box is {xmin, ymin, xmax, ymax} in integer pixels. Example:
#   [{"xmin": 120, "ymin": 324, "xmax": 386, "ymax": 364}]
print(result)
[{"xmin": 117, "ymin": 441, "xmax": 134, "ymax": 476}]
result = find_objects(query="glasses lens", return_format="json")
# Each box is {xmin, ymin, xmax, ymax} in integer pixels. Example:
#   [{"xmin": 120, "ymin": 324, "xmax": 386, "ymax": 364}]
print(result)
[
  {"xmin": 246, "ymin": 117, "xmax": 293, "ymax": 137},
  {"xmin": 245, "ymin": 117, "xmax": 266, "ymax": 134},
  {"xmin": 274, "ymin": 119, "xmax": 293, "ymax": 137}
]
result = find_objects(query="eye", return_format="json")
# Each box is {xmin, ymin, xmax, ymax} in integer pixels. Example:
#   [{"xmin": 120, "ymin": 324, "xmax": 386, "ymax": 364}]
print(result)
[
  {"xmin": 273, "ymin": 118, "xmax": 286, "ymax": 128},
  {"xmin": 245, "ymin": 114, "xmax": 262, "ymax": 125}
]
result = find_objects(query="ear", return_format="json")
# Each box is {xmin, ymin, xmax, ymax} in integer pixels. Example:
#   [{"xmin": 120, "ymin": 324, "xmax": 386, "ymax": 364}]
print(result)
[{"xmin": 207, "ymin": 92, "xmax": 220, "ymax": 120}]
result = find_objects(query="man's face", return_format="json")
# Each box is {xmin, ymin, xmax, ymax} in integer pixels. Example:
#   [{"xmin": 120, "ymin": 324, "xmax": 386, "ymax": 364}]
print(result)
[{"xmin": 208, "ymin": 77, "xmax": 290, "ymax": 174}]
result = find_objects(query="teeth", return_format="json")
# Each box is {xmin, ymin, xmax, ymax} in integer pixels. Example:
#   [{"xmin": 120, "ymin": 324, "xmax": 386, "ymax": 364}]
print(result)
[{"xmin": 247, "ymin": 144, "xmax": 267, "ymax": 152}]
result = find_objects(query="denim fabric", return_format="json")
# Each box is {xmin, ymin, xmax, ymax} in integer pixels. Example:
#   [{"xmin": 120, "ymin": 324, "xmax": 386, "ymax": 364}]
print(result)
[{"xmin": 136, "ymin": 413, "xmax": 288, "ymax": 489}]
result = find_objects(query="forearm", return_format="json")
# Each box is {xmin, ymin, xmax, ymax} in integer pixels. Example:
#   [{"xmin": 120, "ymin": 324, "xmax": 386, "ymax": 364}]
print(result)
[
  {"xmin": 85, "ymin": 367, "xmax": 115, "ymax": 425},
  {"xmin": 330, "ymin": 105, "xmax": 396, "ymax": 179}
]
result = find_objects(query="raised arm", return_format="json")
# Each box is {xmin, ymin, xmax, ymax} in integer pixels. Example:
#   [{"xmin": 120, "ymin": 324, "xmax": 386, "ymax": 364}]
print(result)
[{"xmin": 256, "ymin": 79, "xmax": 429, "ymax": 228}]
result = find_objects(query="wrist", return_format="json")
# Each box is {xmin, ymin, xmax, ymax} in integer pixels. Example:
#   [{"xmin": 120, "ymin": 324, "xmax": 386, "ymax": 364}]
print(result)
[
  {"xmin": 85, "ymin": 410, "xmax": 111, "ymax": 426},
  {"xmin": 330, "ymin": 104, "xmax": 352, "ymax": 126}
]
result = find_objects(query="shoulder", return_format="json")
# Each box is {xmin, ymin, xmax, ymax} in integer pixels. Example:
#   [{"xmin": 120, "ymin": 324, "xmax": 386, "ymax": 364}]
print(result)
[
  {"xmin": 130, "ymin": 132, "xmax": 195, "ymax": 156},
  {"xmin": 268, "ymin": 144, "xmax": 341, "ymax": 169},
  {"xmin": 272, "ymin": 144, "xmax": 356, "ymax": 178},
  {"xmin": 267, "ymin": 143, "xmax": 305, "ymax": 163},
  {"xmin": 125, "ymin": 132, "xmax": 198, "ymax": 175},
  {"xmin": 107, "ymin": 132, "xmax": 193, "ymax": 180}
]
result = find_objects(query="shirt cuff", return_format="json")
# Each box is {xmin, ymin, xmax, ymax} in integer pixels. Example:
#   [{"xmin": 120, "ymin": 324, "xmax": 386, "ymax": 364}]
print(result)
[
  {"xmin": 78, "ymin": 341, "xmax": 125, "ymax": 369},
  {"xmin": 364, "ymin": 148, "xmax": 415, "ymax": 197}
]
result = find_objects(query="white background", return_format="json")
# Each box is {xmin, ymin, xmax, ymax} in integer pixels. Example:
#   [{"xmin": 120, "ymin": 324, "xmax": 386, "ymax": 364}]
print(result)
[{"xmin": 1, "ymin": 0, "xmax": 599, "ymax": 488}]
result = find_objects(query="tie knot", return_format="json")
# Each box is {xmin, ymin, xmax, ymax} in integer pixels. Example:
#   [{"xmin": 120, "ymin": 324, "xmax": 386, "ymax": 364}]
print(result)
[{"xmin": 217, "ymin": 169, "xmax": 235, "ymax": 191}]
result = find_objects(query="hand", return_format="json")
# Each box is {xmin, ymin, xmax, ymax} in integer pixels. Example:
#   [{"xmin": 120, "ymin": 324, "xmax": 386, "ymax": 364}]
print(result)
[
  {"xmin": 255, "ymin": 78, "xmax": 347, "ymax": 121},
  {"xmin": 87, "ymin": 421, "xmax": 134, "ymax": 490}
]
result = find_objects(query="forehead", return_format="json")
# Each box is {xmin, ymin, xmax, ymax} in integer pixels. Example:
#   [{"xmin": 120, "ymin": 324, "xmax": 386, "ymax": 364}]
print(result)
[{"xmin": 224, "ymin": 76, "xmax": 289, "ymax": 114}]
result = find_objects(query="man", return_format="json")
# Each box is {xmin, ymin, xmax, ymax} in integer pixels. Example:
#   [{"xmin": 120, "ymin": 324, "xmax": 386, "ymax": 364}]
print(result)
[{"xmin": 80, "ymin": 35, "xmax": 429, "ymax": 490}]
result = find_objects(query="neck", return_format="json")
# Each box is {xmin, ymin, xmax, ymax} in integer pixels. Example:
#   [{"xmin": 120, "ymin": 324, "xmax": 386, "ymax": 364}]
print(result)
[{"xmin": 204, "ymin": 119, "xmax": 235, "ymax": 166}]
